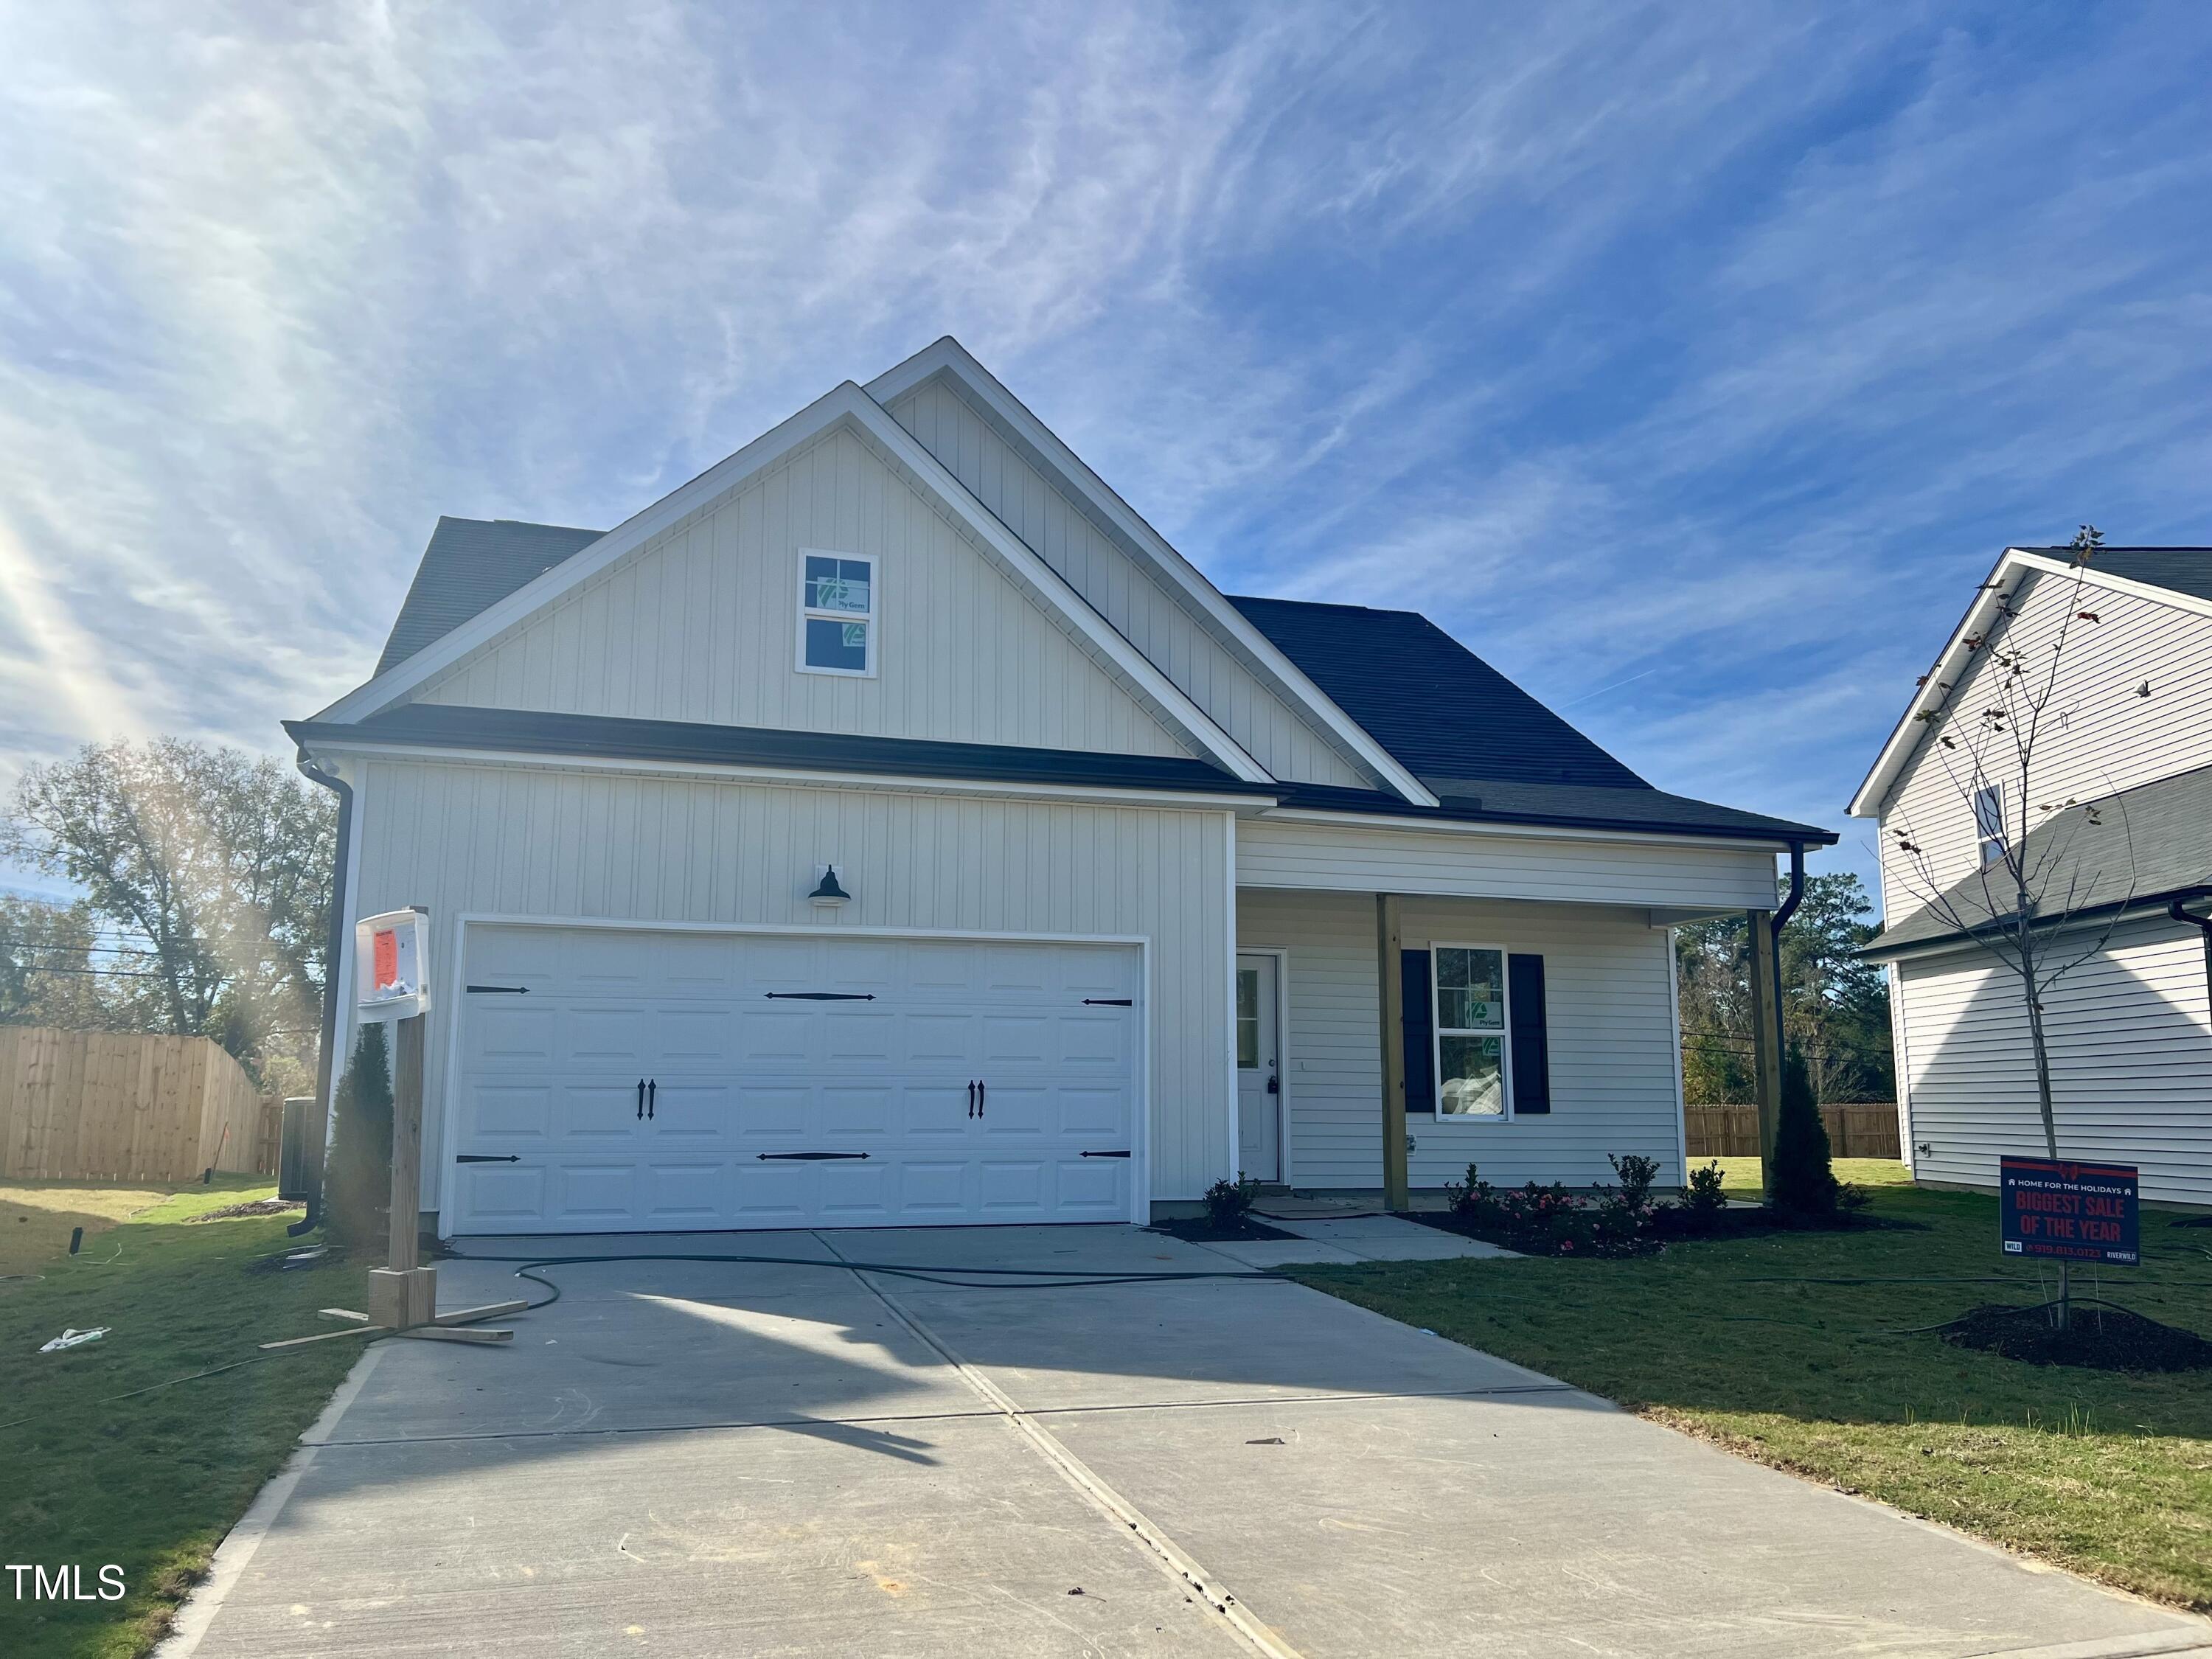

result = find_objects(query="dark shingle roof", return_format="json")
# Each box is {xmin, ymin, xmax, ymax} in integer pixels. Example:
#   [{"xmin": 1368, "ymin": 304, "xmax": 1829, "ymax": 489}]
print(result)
[
  {"xmin": 1865, "ymin": 762, "xmax": 2212, "ymax": 957},
  {"xmin": 2020, "ymin": 546, "xmax": 2212, "ymax": 605},
  {"xmin": 1228, "ymin": 595, "xmax": 1648, "ymax": 789},
  {"xmin": 375, "ymin": 517, "xmax": 603, "ymax": 675},
  {"xmin": 286, "ymin": 705, "xmax": 1270, "ymax": 798}
]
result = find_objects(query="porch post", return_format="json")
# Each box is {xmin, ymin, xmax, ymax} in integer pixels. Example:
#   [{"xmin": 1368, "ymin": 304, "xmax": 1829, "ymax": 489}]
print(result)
[
  {"xmin": 1377, "ymin": 893, "xmax": 1409, "ymax": 1210},
  {"xmin": 1747, "ymin": 908, "xmax": 1784, "ymax": 1179}
]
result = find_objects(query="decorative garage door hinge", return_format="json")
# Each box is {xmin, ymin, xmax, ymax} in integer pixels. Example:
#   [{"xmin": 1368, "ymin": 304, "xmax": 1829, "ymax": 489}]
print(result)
[
  {"xmin": 765, "ymin": 991, "xmax": 875, "ymax": 1001},
  {"xmin": 454, "ymin": 1154, "xmax": 521, "ymax": 1163},
  {"xmin": 1082, "ymin": 998, "xmax": 1133, "ymax": 1006},
  {"xmin": 756, "ymin": 1151, "xmax": 872, "ymax": 1160},
  {"xmin": 1079, "ymin": 1149, "xmax": 1132, "ymax": 1158},
  {"xmin": 465, "ymin": 984, "xmax": 530, "ymax": 994}
]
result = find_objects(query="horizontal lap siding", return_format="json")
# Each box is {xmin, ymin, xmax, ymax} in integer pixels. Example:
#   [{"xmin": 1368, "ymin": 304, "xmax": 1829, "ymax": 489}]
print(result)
[
  {"xmin": 1879, "ymin": 574, "xmax": 2212, "ymax": 925},
  {"xmin": 888, "ymin": 381, "xmax": 1373, "ymax": 790},
  {"xmin": 418, "ymin": 428, "xmax": 1192, "ymax": 761},
  {"xmin": 1237, "ymin": 890, "xmax": 1685, "ymax": 1189},
  {"xmin": 351, "ymin": 760, "xmax": 1231, "ymax": 1208},
  {"xmin": 1899, "ymin": 918, "xmax": 2212, "ymax": 1204},
  {"xmin": 1237, "ymin": 818, "xmax": 1777, "ymax": 910}
]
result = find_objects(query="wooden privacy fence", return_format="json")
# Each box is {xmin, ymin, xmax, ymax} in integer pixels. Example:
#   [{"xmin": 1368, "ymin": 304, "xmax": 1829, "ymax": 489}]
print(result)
[
  {"xmin": 1684, "ymin": 1102, "xmax": 1902, "ymax": 1161},
  {"xmin": 0, "ymin": 1026, "xmax": 279, "ymax": 1183}
]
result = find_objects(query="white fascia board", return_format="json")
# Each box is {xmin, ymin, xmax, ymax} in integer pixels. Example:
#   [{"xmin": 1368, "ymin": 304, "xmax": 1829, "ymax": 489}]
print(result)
[
  {"xmin": 314, "ymin": 381, "xmax": 868, "ymax": 725},
  {"xmin": 1258, "ymin": 805, "xmax": 1797, "ymax": 855},
  {"xmin": 291, "ymin": 733, "xmax": 1278, "ymax": 815},
  {"xmin": 1844, "ymin": 548, "xmax": 2212, "ymax": 820},
  {"xmin": 868, "ymin": 338, "xmax": 1440, "ymax": 808},
  {"xmin": 312, "ymin": 380, "xmax": 1273, "ymax": 785},
  {"xmin": 1846, "ymin": 549, "xmax": 2030, "ymax": 820}
]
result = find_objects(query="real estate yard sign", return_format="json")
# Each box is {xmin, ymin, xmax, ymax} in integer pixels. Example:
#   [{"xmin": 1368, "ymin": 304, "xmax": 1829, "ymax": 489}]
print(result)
[{"xmin": 2000, "ymin": 1157, "xmax": 2138, "ymax": 1265}]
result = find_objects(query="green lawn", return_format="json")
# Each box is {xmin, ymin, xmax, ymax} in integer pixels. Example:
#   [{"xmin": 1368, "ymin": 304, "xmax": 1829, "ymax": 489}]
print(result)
[
  {"xmin": 1296, "ymin": 1160, "xmax": 2212, "ymax": 1611},
  {"xmin": 0, "ymin": 1180, "xmax": 368, "ymax": 1658}
]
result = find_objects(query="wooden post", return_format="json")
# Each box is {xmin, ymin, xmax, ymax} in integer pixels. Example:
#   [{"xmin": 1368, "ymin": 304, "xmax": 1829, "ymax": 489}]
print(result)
[
  {"xmin": 1377, "ymin": 893, "xmax": 1409, "ymax": 1211},
  {"xmin": 1747, "ymin": 908, "xmax": 1784, "ymax": 1183},
  {"xmin": 367, "ymin": 1012, "xmax": 437, "ymax": 1329}
]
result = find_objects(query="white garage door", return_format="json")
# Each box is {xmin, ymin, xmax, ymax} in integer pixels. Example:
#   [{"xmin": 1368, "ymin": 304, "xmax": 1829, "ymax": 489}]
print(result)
[{"xmin": 447, "ymin": 926, "xmax": 1139, "ymax": 1234}]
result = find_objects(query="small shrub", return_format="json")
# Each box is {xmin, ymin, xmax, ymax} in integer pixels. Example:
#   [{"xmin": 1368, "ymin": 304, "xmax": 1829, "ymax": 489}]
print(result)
[
  {"xmin": 323, "ymin": 1022, "xmax": 392, "ymax": 1249},
  {"xmin": 1203, "ymin": 1175, "xmax": 1260, "ymax": 1229},
  {"xmin": 1686, "ymin": 1160, "xmax": 1728, "ymax": 1218},
  {"xmin": 1767, "ymin": 1041, "xmax": 1840, "ymax": 1217}
]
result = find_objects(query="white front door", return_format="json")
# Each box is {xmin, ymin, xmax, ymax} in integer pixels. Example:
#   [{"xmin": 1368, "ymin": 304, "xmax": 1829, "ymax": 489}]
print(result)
[
  {"xmin": 1235, "ymin": 953, "xmax": 1279, "ymax": 1183},
  {"xmin": 448, "ymin": 926, "xmax": 1139, "ymax": 1234}
]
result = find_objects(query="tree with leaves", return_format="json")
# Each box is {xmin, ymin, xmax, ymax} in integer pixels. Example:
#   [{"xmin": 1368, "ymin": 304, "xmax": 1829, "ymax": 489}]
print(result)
[
  {"xmin": 0, "ymin": 740, "xmax": 335, "ymax": 1080},
  {"xmin": 1883, "ymin": 526, "xmax": 2144, "ymax": 1327}
]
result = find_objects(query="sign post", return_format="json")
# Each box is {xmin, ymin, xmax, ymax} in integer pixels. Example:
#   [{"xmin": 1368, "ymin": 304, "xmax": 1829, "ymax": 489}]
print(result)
[{"xmin": 260, "ymin": 908, "xmax": 523, "ymax": 1351}]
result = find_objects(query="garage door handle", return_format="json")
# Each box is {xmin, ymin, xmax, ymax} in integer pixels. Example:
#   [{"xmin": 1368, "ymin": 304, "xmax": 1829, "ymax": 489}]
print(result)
[
  {"xmin": 647, "ymin": 1079, "xmax": 656, "ymax": 1120},
  {"xmin": 977, "ymin": 1080, "xmax": 984, "ymax": 1119},
  {"xmin": 967, "ymin": 1080, "xmax": 976, "ymax": 1119},
  {"xmin": 636, "ymin": 1079, "xmax": 645, "ymax": 1120},
  {"xmin": 757, "ymin": 1152, "xmax": 871, "ymax": 1161},
  {"xmin": 1079, "ymin": 1149, "xmax": 1131, "ymax": 1158},
  {"xmin": 455, "ymin": 1154, "xmax": 521, "ymax": 1164}
]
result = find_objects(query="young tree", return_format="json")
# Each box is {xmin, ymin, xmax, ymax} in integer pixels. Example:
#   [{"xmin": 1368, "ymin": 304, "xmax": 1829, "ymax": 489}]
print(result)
[
  {"xmin": 1882, "ymin": 526, "xmax": 2142, "ymax": 1327},
  {"xmin": 0, "ymin": 740, "xmax": 336, "ymax": 1077}
]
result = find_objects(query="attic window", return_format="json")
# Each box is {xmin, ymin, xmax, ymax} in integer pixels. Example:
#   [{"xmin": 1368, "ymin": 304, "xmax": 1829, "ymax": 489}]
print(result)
[
  {"xmin": 1972, "ymin": 784, "xmax": 2006, "ymax": 866},
  {"xmin": 797, "ymin": 552, "xmax": 876, "ymax": 678}
]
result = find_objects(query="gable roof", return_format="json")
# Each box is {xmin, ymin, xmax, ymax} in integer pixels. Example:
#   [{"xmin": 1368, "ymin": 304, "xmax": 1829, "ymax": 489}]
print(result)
[
  {"xmin": 1228, "ymin": 597, "xmax": 1648, "ymax": 790},
  {"xmin": 1863, "ymin": 759, "xmax": 2212, "ymax": 959},
  {"xmin": 1848, "ymin": 545, "xmax": 2212, "ymax": 819},
  {"xmin": 375, "ymin": 517, "xmax": 604, "ymax": 675}
]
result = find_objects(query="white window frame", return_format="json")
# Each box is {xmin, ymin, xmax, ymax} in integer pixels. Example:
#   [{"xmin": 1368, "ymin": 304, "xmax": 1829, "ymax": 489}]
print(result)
[
  {"xmin": 1429, "ymin": 939, "xmax": 1514, "ymax": 1123},
  {"xmin": 1972, "ymin": 782, "xmax": 2006, "ymax": 866},
  {"xmin": 795, "ymin": 549, "xmax": 879, "ymax": 678}
]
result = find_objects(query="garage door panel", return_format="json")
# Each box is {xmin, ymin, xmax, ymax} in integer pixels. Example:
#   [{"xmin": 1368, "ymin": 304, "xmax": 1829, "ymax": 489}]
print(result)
[{"xmin": 456, "ymin": 927, "xmax": 1138, "ymax": 1233}]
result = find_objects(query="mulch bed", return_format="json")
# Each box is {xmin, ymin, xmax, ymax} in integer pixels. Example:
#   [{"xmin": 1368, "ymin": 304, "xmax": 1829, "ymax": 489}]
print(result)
[
  {"xmin": 1148, "ymin": 1216, "xmax": 1298, "ymax": 1242},
  {"xmin": 1942, "ymin": 1302, "xmax": 2212, "ymax": 1371},
  {"xmin": 1406, "ymin": 1203, "xmax": 1905, "ymax": 1258},
  {"xmin": 188, "ymin": 1198, "xmax": 305, "ymax": 1222}
]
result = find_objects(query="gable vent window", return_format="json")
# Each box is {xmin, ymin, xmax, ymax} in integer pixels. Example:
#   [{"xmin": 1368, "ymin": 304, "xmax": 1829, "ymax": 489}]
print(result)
[
  {"xmin": 798, "ymin": 551, "xmax": 877, "ymax": 677},
  {"xmin": 1972, "ymin": 784, "xmax": 2006, "ymax": 866}
]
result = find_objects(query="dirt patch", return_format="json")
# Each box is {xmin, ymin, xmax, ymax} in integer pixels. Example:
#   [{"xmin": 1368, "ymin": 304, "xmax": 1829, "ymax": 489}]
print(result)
[
  {"xmin": 1148, "ymin": 1216, "xmax": 1298, "ymax": 1242},
  {"xmin": 1943, "ymin": 1302, "xmax": 2212, "ymax": 1372},
  {"xmin": 189, "ymin": 1198, "xmax": 305, "ymax": 1222}
]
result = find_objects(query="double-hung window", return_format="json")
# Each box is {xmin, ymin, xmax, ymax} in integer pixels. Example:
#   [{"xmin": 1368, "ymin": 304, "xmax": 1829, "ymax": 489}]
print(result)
[
  {"xmin": 1433, "ymin": 945, "xmax": 1509, "ymax": 1116},
  {"xmin": 1972, "ymin": 783, "xmax": 2006, "ymax": 866},
  {"xmin": 798, "ymin": 552, "xmax": 877, "ymax": 677}
]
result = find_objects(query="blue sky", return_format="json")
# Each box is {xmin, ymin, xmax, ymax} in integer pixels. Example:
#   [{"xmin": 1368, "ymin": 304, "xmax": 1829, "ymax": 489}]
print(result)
[{"xmin": 2, "ymin": 2, "xmax": 2208, "ymax": 907}]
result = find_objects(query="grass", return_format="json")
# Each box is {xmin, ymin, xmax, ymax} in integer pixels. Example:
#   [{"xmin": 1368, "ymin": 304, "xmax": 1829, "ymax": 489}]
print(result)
[
  {"xmin": 1295, "ymin": 1158, "xmax": 2212, "ymax": 1611},
  {"xmin": 0, "ymin": 1178, "xmax": 369, "ymax": 1658}
]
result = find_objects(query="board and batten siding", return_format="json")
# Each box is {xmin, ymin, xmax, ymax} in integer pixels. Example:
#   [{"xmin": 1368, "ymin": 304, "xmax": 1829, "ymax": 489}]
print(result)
[
  {"xmin": 414, "ymin": 426, "xmax": 1194, "ymax": 762},
  {"xmin": 1237, "ymin": 816, "xmax": 1778, "ymax": 911},
  {"xmin": 886, "ymin": 379, "xmax": 1375, "ymax": 791},
  {"xmin": 1237, "ymin": 888, "xmax": 1685, "ymax": 1190},
  {"xmin": 344, "ymin": 758, "xmax": 1234, "ymax": 1211},
  {"xmin": 1896, "ymin": 916, "xmax": 2212, "ymax": 1205},
  {"xmin": 1877, "ymin": 571, "xmax": 2212, "ymax": 926}
]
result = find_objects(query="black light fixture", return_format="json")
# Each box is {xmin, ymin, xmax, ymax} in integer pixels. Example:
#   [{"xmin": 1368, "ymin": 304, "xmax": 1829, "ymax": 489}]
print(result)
[{"xmin": 809, "ymin": 863, "xmax": 852, "ymax": 908}]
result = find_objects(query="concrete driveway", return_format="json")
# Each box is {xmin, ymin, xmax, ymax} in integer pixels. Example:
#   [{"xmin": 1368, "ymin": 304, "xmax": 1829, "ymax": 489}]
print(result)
[{"xmin": 169, "ymin": 1225, "xmax": 2208, "ymax": 1658}]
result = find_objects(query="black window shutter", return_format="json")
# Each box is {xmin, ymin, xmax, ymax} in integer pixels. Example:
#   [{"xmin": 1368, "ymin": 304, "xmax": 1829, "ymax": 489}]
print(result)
[
  {"xmin": 1399, "ymin": 949, "xmax": 1435, "ymax": 1115},
  {"xmin": 1508, "ymin": 953, "xmax": 1550, "ymax": 1113}
]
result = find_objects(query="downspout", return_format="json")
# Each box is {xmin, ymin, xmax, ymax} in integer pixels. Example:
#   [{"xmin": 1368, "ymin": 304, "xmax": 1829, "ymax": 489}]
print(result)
[
  {"xmin": 289, "ymin": 755, "xmax": 353, "ymax": 1238},
  {"xmin": 1769, "ymin": 840, "xmax": 1807, "ymax": 1060},
  {"xmin": 2167, "ymin": 891, "xmax": 2212, "ymax": 1020}
]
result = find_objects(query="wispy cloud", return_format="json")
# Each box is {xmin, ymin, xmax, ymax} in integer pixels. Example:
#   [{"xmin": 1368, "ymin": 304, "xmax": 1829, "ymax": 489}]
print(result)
[{"xmin": 2, "ymin": 1, "xmax": 2208, "ymax": 904}]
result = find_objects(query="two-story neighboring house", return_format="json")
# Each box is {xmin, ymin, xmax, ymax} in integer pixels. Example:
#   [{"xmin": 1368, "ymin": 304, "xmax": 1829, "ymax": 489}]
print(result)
[
  {"xmin": 291, "ymin": 338, "xmax": 1832, "ymax": 1239},
  {"xmin": 1850, "ymin": 546, "xmax": 2212, "ymax": 1206}
]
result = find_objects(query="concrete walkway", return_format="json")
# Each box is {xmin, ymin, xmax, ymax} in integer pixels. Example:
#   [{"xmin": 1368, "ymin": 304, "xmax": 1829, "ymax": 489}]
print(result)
[{"xmin": 168, "ymin": 1226, "xmax": 2208, "ymax": 1658}]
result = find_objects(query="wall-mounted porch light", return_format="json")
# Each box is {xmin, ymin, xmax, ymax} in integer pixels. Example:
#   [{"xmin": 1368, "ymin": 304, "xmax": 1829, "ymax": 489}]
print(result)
[{"xmin": 809, "ymin": 864, "xmax": 852, "ymax": 908}]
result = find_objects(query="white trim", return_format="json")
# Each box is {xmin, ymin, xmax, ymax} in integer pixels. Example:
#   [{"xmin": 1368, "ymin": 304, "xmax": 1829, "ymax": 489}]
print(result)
[
  {"xmin": 795, "ymin": 549, "xmax": 878, "ymax": 678},
  {"xmin": 298, "ymin": 736, "xmax": 1275, "ymax": 815},
  {"xmin": 436, "ymin": 914, "xmax": 1153, "ymax": 1235},
  {"xmin": 1666, "ymin": 925, "xmax": 1688, "ymax": 1184},
  {"xmin": 1846, "ymin": 547, "xmax": 2212, "ymax": 819},
  {"xmin": 1426, "ymin": 939, "xmax": 1514, "ymax": 1124},
  {"xmin": 1887, "ymin": 959, "xmax": 1915, "ymax": 1172},
  {"xmin": 1256, "ymin": 806, "xmax": 1804, "ymax": 855},
  {"xmin": 1234, "ymin": 945, "xmax": 1290, "ymax": 1187},
  {"xmin": 314, "ymin": 383, "xmax": 1275, "ymax": 787},
  {"xmin": 868, "ymin": 338, "xmax": 1439, "ymax": 807},
  {"xmin": 1223, "ymin": 811, "xmax": 1239, "ymax": 1189}
]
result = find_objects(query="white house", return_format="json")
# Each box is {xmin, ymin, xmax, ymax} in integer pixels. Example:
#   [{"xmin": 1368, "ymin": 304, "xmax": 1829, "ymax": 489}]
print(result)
[
  {"xmin": 291, "ymin": 338, "xmax": 1831, "ymax": 1238},
  {"xmin": 1851, "ymin": 544, "xmax": 2212, "ymax": 1207}
]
